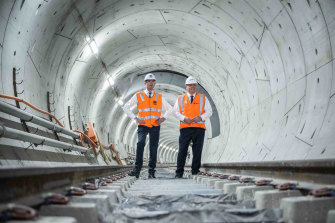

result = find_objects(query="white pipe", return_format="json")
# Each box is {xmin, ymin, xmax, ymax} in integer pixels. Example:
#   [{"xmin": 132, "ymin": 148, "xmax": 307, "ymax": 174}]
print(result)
[
  {"xmin": 0, "ymin": 124, "xmax": 92, "ymax": 155},
  {"xmin": 0, "ymin": 101, "xmax": 79, "ymax": 138}
]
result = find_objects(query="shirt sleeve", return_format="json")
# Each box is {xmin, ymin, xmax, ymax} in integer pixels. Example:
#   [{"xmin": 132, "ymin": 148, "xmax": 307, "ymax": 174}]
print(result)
[
  {"xmin": 122, "ymin": 94, "xmax": 138, "ymax": 119},
  {"xmin": 173, "ymin": 97, "xmax": 185, "ymax": 121},
  {"xmin": 162, "ymin": 97, "xmax": 173, "ymax": 119},
  {"xmin": 200, "ymin": 96, "xmax": 213, "ymax": 121}
]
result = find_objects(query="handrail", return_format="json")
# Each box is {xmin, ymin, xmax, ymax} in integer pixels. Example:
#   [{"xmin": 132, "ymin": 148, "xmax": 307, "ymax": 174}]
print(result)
[{"xmin": 0, "ymin": 94, "xmax": 64, "ymax": 127}]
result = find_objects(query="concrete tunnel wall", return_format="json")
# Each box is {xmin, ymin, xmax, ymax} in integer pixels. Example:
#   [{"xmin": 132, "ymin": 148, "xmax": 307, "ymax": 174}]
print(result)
[{"xmin": 0, "ymin": 0, "xmax": 335, "ymax": 166}]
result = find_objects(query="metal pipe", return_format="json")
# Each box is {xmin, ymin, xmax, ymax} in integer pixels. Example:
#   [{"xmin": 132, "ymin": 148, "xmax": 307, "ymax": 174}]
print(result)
[
  {"xmin": 0, "ymin": 124, "xmax": 92, "ymax": 154},
  {"xmin": 0, "ymin": 101, "xmax": 79, "ymax": 138},
  {"xmin": 0, "ymin": 124, "xmax": 4, "ymax": 137}
]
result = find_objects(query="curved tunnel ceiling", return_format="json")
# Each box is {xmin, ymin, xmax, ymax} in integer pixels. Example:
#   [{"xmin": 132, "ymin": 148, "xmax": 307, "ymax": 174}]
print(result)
[{"xmin": 0, "ymin": 0, "xmax": 334, "ymax": 164}]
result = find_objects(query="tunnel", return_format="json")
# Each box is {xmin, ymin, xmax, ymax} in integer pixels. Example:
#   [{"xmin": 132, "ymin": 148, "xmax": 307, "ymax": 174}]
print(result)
[{"xmin": 0, "ymin": 0, "xmax": 335, "ymax": 222}]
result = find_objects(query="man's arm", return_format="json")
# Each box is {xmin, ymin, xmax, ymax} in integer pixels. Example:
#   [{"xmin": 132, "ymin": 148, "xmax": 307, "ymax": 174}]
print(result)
[
  {"xmin": 155, "ymin": 97, "xmax": 172, "ymax": 125},
  {"xmin": 173, "ymin": 98, "xmax": 185, "ymax": 121},
  {"xmin": 162, "ymin": 97, "xmax": 173, "ymax": 118},
  {"xmin": 173, "ymin": 98, "xmax": 192, "ymax": 124},
  {"xmin": 122, "ymin": 94, "xmax": 145, "ymax": 124},
  {"xmin": 192, "ymin": 96, "xmax": 213, "ymax": 123},
  {"xmin": 201, "ymin": 96, "xmax": 213, "ymax": 120}
]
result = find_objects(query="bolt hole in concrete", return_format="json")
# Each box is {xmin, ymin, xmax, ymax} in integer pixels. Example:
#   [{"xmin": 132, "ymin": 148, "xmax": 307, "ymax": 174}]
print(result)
[{"xmin": 103, "ymin": 169, "xmax": 280, "ymax": 223}]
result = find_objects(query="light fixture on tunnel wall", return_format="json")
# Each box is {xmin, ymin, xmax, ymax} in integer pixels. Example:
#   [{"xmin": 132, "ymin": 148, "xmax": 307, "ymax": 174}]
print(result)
[
  {"xmin": 90, "ymin": 41, "xmax": 99, "ymax": 55},
  {"xmin": 108, "ymin": 76, "xmax": 115, "ymax": 86},
  {"xmin": 117, "ymin": 99, "xmax": 124, "ymax": 106},
  {"xmin": 101, "ymin": 76, "xmax": 115, "ymax": 91}
]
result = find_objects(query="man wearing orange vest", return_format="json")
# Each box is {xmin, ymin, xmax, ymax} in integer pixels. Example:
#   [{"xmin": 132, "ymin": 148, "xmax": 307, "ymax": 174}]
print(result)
[
  {"xmin": 173, "ymin": 76, "xmax": 212, "ymax": 178},
  {"xmin": 123, "ymin": 73, "xmax": 172, "ymax": 178}
]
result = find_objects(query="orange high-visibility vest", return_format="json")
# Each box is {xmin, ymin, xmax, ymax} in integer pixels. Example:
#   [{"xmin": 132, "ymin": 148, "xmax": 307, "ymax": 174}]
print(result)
[
  {"xmin": 136, "ymin": 91, "xmax": 162, "ymax": 127},
  {"xmin": 178, "ymin": 93, "xmax": 206, "ymax": 129}
]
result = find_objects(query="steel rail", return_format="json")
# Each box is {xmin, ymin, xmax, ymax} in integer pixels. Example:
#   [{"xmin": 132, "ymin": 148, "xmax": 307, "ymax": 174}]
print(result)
[
  {"xmin": 0, "ymin": 101, "xmax": 79, "ymax": 138},
  {"xmin": 0, "ymin": 165, "xmax": 134, "ymax": 204},
  {"xmin": 0, "ymin": 165, "xmax": 176, "ymax": 204},
  {"xmin": 200, "ymin": 160, "xmax": 335, "ymax": 185}
]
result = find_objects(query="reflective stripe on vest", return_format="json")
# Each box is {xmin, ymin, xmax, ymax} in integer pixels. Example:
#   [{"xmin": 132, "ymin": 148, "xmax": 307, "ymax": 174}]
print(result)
[
  {"xmin": 138, "ymin": 108, "xmax": 162, "ymax": 113},
  {"xmin": 136, "ymin": 91, "xmax": 162, "ymax": 127},
  {"xmin": 139, "ymin": 92, "xmax": 144, "ymax": 101},
  {"xmin": 179, "ymin": 93, "xmax": 206, "ymax": 129},
  {"xmin": 179, "ymin": 95, "xmax": 184, "ymax": 115},
  {"xmin": 139, "ymin": 115, "xmax": 161, "ymax": 120}
]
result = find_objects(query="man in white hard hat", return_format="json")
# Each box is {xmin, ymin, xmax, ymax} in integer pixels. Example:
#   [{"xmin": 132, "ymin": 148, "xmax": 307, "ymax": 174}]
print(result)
[
  {"xmin": 123, "ymin": 73, "xmax": 172, "ymax": 178},
  {"xmin": 173, "ymin": 76, "xmax": 212, "ymax": 178}
]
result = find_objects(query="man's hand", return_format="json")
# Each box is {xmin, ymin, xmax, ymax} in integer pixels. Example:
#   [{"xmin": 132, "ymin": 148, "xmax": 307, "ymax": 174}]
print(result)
[
  {"xmin": 155, "ymin": 117, "xmax": 166, "ymax": 125},
  {"xmin": 184, "ymin": 117, "xmax": 192, "ymax": 124},
  {"xmin": 192, "ymin": 116, "xmax": 202, "ymax": 123},
  {"xmin": 135, "ymin": 117, "xmax": 145, "ymax": 124}
]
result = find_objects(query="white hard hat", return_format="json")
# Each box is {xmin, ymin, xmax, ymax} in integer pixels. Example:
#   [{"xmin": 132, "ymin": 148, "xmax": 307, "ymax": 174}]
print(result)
[
  {"xmin": 185, "ymin": 76, "xmax": 197, "ymax": 85},
  {"xmin": 144, "ymin": 73, "xmax": 156, "ymax": 81}
]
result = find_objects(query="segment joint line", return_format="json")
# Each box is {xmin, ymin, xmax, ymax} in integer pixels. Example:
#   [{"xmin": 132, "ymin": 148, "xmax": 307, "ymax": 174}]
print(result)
[
  {"xmin": 27, "ymin": 51, "xmax": 41, "ymax": 78},
  {"xmin": 159, "ymin": 10, "xmax": 168, "ymax": 24}
]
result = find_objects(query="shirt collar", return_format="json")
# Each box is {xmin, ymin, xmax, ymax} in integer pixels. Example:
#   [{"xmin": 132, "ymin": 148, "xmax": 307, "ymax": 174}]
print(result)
[
  {"xmin": 144, "ymin": 89, "xmax": 154, "ymax": 96},
  {"xmin": 186, "ymin": 92, "xmax": 196, "ymax": 97}
]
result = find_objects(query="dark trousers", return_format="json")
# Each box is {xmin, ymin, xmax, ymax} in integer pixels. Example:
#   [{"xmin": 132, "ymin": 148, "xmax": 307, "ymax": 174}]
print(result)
[
  {"xmin": 135, "ymin": 125, "xmax": 160, "ymax": 173},
  {"xmin": 176, "ymin": 127, "xmax": 205, "ymax": 175}
]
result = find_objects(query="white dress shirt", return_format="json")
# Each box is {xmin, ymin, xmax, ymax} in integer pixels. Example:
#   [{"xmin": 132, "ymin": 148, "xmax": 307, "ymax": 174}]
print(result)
[
  {"xmin": 122, "ymin": 89, "xmax": 173, "ymax": 119},
  {"xmin": 173, "ymin": 92, "xmax": 213, "ymax": 122}
]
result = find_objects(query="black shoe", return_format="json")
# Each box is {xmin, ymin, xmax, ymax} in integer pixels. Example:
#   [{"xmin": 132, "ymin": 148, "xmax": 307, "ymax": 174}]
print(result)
[
  {"xmin": 128, "ymin": 169, "xmax": 140, "ymax": 178},
  {"xmin": 175, "ymin": 174, "xmax": 183, "ymax": 178},
  {"xmin": 148, "ymin": 172, "xmax": 156, "ymax": 179}
]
